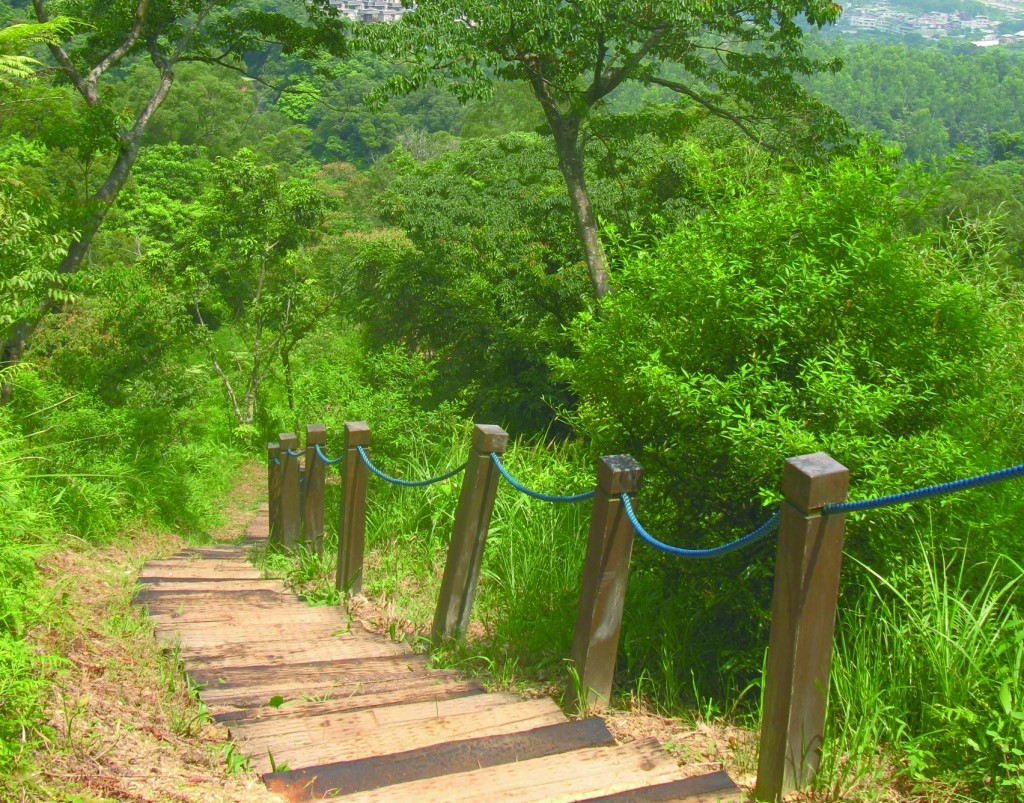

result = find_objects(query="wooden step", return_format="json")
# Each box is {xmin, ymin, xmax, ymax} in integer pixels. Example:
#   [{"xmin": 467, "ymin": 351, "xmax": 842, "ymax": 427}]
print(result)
[
  {"xmin": 198, "ymin": 668, "xmax": 467, "ymax": 709},
  {"xmin": 232, "ymin": 691, "xmax": 529, "ymax": 740},
  {"xmin": 187, "ymin": 653, "xmax": 429, "ymax": 691},
  {"xmin": 577, "ymin": 771, "xmax": 741, "ymax": 801},
  {"xmin": 263, "ymin": 717, "xmax": 616, "ymax": 801},
  {"xmin": 238, "ymin": 697, "xmax": 567, "ymax": 773},
  {"xmin": 211, "ymin": 678, "xmax": 484, "ymax": 724},
  {"xmin": 328, "ymin": 738, "xmax": 679, "ymax": 802},
  {"xmin": 178, "ymin": 636, "xmax": 409, "ymax": 668}
]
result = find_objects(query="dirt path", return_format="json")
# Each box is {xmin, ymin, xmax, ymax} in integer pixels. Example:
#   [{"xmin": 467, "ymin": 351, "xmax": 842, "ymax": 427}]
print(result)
[{"xmin": 23, "ymin": 462, "xmax": 283, "ymax": 803}]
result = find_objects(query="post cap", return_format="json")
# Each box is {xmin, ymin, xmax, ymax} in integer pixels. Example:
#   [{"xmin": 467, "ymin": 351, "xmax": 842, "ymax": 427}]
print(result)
[
  {"xmin": 344, "ymin": 421, "xmax": 371, "ymax": 446},
  {"xmin": 597, "ymin": 455, "xmax": 644, "ymax": 495},
  {"xmin": 278, "ymin": 432, "xmax": 298, "ymax": 448},
  {"xmin": 472, "ymin": 424, "xmax": 508, "ymax": 454},
  {"xmin": 305, "ymin": 423, "xmax": 327, "ymax": 444},
  {"xmin": 782, "ymin": 452, "xmax": 849, "ymax": 513},
  {"xmin": 267, "ymin": 442, "xmax": 280, "ymax": 454}
]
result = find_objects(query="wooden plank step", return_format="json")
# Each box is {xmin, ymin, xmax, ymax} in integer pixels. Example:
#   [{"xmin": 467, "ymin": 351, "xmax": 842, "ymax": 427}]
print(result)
[
  {"xmin": 139, "ymin": 568, "xmax": 266, "ymax": 580},
  {"xmin": 577, "ymin": 771, "xmax": 741, "ymax": 802},
  {"xmin": 135, "ymin": 579, "xmax": 284, "ymax": 592},
  {"xmin": 231, "ymin": 691, "xmax": 529, "ymax": 741},
  {"xmin": 211, "ymin": 679, "xmax": 484, "ymax": 724},
  {"xmin": 138, "ymin": 590, "xmax": 292, "ymax": 608},
  {"xmin": 199, "ymin": 670, "xmax": 468, "ymax": 710},
  {"xmin": 187, "ymin": 654, "xmax": 429, "ymax": 690},
  {"xmin": 328, "ymin": 738, "xmax": 679, "ymax": 802},
  {"xmin": 147, "ymin": 604, "xmax": 342, "ymax": 624},
  {"xmin": 239, "ymin": 698, "xmax": 567, "ymax": 774},
  {"xmin": 152, "ymin": 624, "xmax": 358, "ymax": 647},
  {"xmin": 178, "ymin": 637, "xmax": 409, "ymax": 668},
  {"xmin": 263, "ymin": 717, "xmax": 616, "ymax": 801}
]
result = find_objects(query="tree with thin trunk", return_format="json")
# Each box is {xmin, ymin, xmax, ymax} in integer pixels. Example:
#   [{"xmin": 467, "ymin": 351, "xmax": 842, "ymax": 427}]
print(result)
[
  {"xmin": 363, "ymin": 0, "xmax": 848, "ymax": 299},
  {"xmin": 0, "ymin": 0, "xmax": 346, "ymax": 398}
]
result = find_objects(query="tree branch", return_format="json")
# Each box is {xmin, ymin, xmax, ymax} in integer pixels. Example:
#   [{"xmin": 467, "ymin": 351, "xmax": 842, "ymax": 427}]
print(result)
[
  {"xmin": 646, "ymin": 75, "xmax": 765, "ymax": 146},
  {"xmin": 32, "ymin": 0, "xmax": 90, "ymax": 101},
  {"xmin": 84, "ymin": 0, "xmax": 150, "ymax": 86}
]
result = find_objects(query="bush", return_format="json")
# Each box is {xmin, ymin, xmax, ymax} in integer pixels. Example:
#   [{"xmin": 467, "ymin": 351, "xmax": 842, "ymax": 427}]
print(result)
[{"xmin": 561, "ymin": 142, "xmax": 1024, "ymax": 693}]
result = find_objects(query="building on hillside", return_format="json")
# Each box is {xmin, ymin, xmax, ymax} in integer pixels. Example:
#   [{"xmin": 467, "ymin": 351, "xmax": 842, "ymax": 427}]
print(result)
[{"xmin": 328, "ymin": 0, "xmax": 409, "ymax": 22}]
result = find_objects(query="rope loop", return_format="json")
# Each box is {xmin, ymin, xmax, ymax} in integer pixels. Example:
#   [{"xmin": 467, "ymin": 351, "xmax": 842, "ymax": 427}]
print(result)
[
  {"xmin": 357, "ymin": 445, "xmax": 466, "ymax": 487},
  {"xmin": 622, "ymin": 493, "xmax": 780, "ymax": 559},
  {"xmin": 489, "ymin": 453, "xmax": 595, "ymax": 503},
  {"xmin": 273, "ymin": 457, "xmax": 280, "ymax": 466},
  {"xmin": 824, "ymin": 461, "xmax": 1024, "ymax": 514},
  {"xmin": 314, "ymin": 443, "xmax": 345, "ymax": 466},
  {"xmin": 286, "ymin": 448, "xmax": 304, "ymax": 458}
]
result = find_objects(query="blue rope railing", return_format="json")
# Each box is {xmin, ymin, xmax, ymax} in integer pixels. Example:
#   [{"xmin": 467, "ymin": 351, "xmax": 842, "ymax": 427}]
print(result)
[
  {"xmin": 622, "ymin": 493, "xmax": 780, "ymax": 559},
  {"xmin": 314, "ymin": 443, "xmax": 345, "ymax": 466},
  {"xmin": 489, "ymin": 453, "xmax": 596, "ymax": 503},
  {"xmin": 286, "ymin": 448, "xmax": 304, "ymax": 458},
  {"xmin": 357, "ymin": 445, "xmax": 466, "ymax": 487},
  {"xmin": 823, "ymin": 461, "xmax": 1024, "ymax": 514},
  {"xmin": 273, "ymin": 457, "xmax": 280, "ymax": 466}
]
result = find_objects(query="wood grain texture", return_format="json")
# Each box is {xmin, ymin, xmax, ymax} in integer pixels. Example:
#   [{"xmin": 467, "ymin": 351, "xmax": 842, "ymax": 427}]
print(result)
[{"xmin": 331, "ymin": 739, "xmax": 679, "ymax": 803}]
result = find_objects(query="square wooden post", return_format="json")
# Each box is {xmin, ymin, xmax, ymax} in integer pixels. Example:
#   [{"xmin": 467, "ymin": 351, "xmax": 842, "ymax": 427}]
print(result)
[
  {"xmin": 302, "ymin": 424, "xmax": 328, "ymax": 558},
  {"xmin": 278, "ymin": 432, "xmax": 301, "ymax": 552},
  {"xmin": 568, "ymin": 455, "xmax": 643, "ymax": 712},
  {"xmin": 336, "ymin": 422, "xmax": 371, "ymax": 596},
  {"xmin": 755, "ymin": 452, "xmax": 849, "ymax": 801},
  {"xmin": 431, "ymin": 424, "xmax": 508, "ymax": 646},
  {"xmin": 267, "ymin": 442, "xmax": 281, "ymax": 547}
]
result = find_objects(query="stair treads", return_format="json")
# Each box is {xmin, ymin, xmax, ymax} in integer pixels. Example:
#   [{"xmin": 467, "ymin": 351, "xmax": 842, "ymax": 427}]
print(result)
[
  {"xmin": 330, "ymin": 738, "xmax": 679, "ymax": 803},
  {"xmin": 198, "ymin": 669, "xmax": 466, "ymax": 708},
  {"xmin": 135, "ymin": 579, "xmax": 284, "ymax": 592},
  {"xmin": 263, "ymin": 718, "xmax": 616, "ymax": 801},
  {"xmin": 212, "ymin": 679, "xmax": 485, "ymax": 725},
  {"xmin": 239, "ymin": 698, "xmax": 568, "ymax": 774},
  {"xmin": 576, "ymin": 771, "xmax": 741, "ymax": 802},
  {"xmin": 179, "ymin": 637, "xmax": 408, "ymax": 668},
  {"xmin": 187, "ymin": 653, "xmax": 429, "ymax": 690},
  {"xmin": 233, "ymin": 691, "xmax": 528, "ymax": 741}
]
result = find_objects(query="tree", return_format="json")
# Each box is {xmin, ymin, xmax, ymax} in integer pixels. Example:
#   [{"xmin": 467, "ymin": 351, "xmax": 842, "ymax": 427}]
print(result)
[
  {"xmin": 175, "ymin": 148, "xmax": 335, "ymax": 427},
  {"xmin": 365, "ymin": 0, "xmax": 847, "ymax": 299},
  {"xmin": 30, "ymin": 0, "xmax": 344, "ymax": 277}
]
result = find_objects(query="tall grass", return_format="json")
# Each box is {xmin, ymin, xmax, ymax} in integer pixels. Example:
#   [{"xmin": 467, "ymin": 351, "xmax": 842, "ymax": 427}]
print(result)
[
  {"xmin": 0, "ymin": 364, "xmax": 245, "ymax": 784},
  {"xmin": 821, "ymin": 537, "xmax": 1024, "ymax": 800}
]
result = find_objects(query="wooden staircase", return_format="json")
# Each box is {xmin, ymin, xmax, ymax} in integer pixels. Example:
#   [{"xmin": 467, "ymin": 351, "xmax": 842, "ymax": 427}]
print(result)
[{"xmin": 135, "ymin": 507, "xmax": 741, "ymax": 802}]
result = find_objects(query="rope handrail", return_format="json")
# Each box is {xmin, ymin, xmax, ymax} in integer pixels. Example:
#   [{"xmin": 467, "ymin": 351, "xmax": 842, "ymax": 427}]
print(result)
[
  {"xmin": 357, "ymin": 445, "xmax": 466, "ymax": 487},
  {"xmin": 273, "ymin": 457, "xmax": 280, "ymax": 466},
  {"xmin": 622, "ymin": 493, "xmax": 780, "ymax": 559},
  {"xmin": 823, "ymin": 461, "xmax": 1024, "ymax": 514},
  {"xmin": 286, "ymin": 448, "xmax": 304, "ymax": 458},
  {"xmin": 314, "ymin": 443, "xmax": 345, "ymax": 466},
  {"xmin": 489, "ymin": 453, "xmax": 596, "ymax": 503}
]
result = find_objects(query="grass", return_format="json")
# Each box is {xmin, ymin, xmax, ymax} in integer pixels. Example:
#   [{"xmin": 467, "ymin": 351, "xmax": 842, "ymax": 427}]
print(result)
[{"xmin": 820, "ymin": 536, "xmax": 1024, "ymax": 801}]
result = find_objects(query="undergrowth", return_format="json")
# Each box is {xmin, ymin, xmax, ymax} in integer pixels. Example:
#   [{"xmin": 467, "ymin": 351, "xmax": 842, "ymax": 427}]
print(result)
[{"xmin": 0, "ymin": 363, "xmax": 243, "ymax": 792}]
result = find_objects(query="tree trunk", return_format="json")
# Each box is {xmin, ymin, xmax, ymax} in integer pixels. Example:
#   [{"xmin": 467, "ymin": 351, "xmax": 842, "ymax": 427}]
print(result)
[
  {"xmin": 282, "ymin": 347, "xmax": 296, "ymax": 415},
  {"xmin": 549, "ymin": 117, "xmax": 611, "ymax": 299}
]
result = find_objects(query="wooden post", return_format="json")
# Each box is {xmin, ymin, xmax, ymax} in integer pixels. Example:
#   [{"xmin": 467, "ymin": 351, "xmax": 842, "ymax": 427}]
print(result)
[
  {"xmin": 568, "ymin": 455, "xmax": 643, "ymax": 712},
  {"xmin": 278, "ymin": 432, "xmax": 301, "ymax": 552},
  {"xmin": 755, "ymin": 452, "xmax": 849, "ymax": 802},
  {"xmin": 431, "ymin": 424, "xmax": 508, "ymax": 646},
  {"xmin": 267, "ymin": 442, "xmax": 281, "ymax": 547},
  {"xmin": 303, "ymin": 423, "xmax": 328, "ymax": 558},
  {"xmin": 336, "ymin": 422, "xmax": 371, "ymax": 596}
]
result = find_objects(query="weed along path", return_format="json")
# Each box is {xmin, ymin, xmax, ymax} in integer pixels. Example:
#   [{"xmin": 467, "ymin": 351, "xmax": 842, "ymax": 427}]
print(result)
[{"xmin": 135, "ymin": 504, "xmax": 741, "ymax": 802}]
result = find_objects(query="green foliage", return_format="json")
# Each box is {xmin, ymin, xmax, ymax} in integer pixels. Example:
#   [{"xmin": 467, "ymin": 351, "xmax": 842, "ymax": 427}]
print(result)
[
  {"xmin": 824, "ymin": 540, "xmax": 1024, "ymax": 799},
  {"xmin": 347, "ymin": 134, "xmax": 590, "ymax": 429},
  {"xmin": 804, "ymin": 40, "xmax": 1024, "ymax": 162}
]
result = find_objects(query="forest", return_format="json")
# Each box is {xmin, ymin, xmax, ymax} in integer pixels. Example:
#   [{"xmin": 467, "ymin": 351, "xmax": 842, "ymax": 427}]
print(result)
[{"xmin": 2, "ymin": 0, "xmax": 1024, "ymax": 798}]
